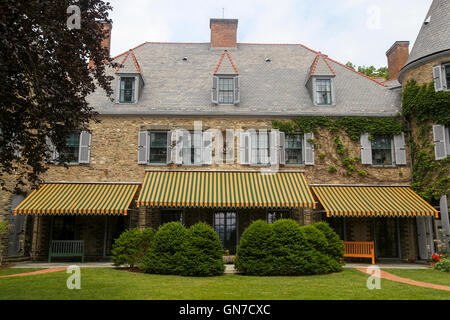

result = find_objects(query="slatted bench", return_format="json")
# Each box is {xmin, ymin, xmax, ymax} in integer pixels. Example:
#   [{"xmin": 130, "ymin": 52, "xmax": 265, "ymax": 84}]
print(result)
[
  {"xmin": 344, "ymin": 241, "xmax": 375, "ymax": 264},
  {"xmin": 48, "ymin": 240, "xmax": 85, "ymax": 263}
]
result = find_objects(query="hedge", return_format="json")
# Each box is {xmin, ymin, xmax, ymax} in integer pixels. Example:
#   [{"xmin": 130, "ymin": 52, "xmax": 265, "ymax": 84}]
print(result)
[
  {"xmin": 235, "ymin": 219, "xmax": 344, "ymax": 276},
  {"xmin": 111, "ymin": 227, "xmax": 155, "ymax": 268},
  {"xmin": 180, "ymin": 222, "xmax": 225, "ymax": 276}
]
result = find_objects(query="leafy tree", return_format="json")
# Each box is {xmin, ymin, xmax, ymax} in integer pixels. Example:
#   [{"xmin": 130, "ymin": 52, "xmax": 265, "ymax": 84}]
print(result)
[
  {"xmin": 345, "ymin": 61, "xmax": 389, "ymax": 80},
  {"xmin": 0, "ymin": 0, "xmax": 116, "ymax": 192}
]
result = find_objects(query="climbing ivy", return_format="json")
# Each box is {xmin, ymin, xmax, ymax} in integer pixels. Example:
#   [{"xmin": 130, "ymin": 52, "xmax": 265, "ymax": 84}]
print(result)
[
  {"xmin": 402, "ymin": 80, "xmax": 450, "ymax": 202},
  {"xmin": 272, "ymin": 116, "xmax": 403, "ymax": 176}
]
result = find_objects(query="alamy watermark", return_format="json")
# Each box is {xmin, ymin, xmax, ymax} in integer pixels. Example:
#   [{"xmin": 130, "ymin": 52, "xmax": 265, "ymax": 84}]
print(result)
[
  {"xmin": 366, "ymin": 265, "xmax": 381, "ymax": 290},
  {"xmin": 66, "ymin": 265, "xmax": 81, "ymax": 290},
  {"xmin": 67, "ymin": 5, "xmax": 81, "ymax": 30}
]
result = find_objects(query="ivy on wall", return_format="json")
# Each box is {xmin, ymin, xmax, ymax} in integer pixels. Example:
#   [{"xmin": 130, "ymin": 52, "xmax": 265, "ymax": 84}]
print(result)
[
  {"xmin": 272, "ymin": 116, "xmax": 403, "ymax": 176},
  {"xmin": 402, "ymin": 80, "xmax": 450, "ymax": 202}
]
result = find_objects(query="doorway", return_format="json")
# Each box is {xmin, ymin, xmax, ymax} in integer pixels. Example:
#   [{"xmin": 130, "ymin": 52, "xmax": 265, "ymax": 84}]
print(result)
[
  {"xmin": 374, "ymin": 218, "xmax": 400, "ymax": 258},
  {"xmin": 213, "ymin": 212, "xmax": 237, "ymax": 254}
]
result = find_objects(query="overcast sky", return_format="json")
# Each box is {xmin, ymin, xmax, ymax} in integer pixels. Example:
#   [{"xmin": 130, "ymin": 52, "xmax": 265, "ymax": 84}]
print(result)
[{"xmin": 107, "ymin": 0, "xmax": 432, "ymax": 67}]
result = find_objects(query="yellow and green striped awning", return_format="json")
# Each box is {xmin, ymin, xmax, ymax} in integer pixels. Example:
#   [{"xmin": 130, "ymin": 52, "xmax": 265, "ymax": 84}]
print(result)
[
  {"xmin": 15, "ymin": 183, "xmax": 139, "ymax": 215},
  {"xmin": 311, "ymin": 185, "xmax": 439, "ymax": 218},
  {"xmin": 138, "ymin": 170, "xmax": 315, "ymax": 209}
]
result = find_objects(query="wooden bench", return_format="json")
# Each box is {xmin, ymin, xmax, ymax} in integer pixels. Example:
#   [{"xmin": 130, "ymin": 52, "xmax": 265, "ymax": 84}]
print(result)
[
  {"xmin": 344, "ymin": 241, "xmax": 375, "ymax": 264},
  {"xmin": 48, "ymin": 240, "xmax": 85, "ymax": 263}
]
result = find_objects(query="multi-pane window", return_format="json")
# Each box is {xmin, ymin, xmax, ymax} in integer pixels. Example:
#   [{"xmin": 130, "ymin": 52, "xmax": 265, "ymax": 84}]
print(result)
[
  {"xmin": 63, "ymin": 134, "xmax": 80, "ymax": 164},
  {"xmin": 214, "ymin": 212, "xmax": 237, "ymax": 254},
  {"xmin": 250, "ymin": 131, "xmax": 270, "ymax": 165},
  {"xmin": 316, "ymin": 79, "xmax": 332, "ymax": 105},
  {"xmin": 181, "ymin": 131, "xmax": 202, "ymax": 165},
  {"xmin": 160, "ymin": 210, "xmax": 184, "ymax": 225},
  {"xmin": 119, "ymin": 77, "xmax": 135, "ymax": 103},
  {"xmin": 371, "ymin": 135, "xmax": 393, "ymax": 165},
  {"xmin": 445, "ymin": 65, "xmax": 450, "ymax": 89},
  {"xmin": 267, "ymin": 211, "xmax": 291, "ymax": 224},
  {"xmin": 285, "ymin": 134, "xmax": 303, "ymax": 164},
  {"xmin": 218, "ymin": 78, "xmax": 234, "ymax": 104},
  {"xmin": 149, "ymin": 131, "xmax": 167, "ymax": 164}
]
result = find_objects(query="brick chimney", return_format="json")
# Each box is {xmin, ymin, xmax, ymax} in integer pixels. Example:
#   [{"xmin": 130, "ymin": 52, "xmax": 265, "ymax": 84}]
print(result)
[
  {"xmin": 89, "ymin": 22, "xmax": 112, "ymax": 68},
  {"xmin": 386, "ymin": 41, "xmax": 409, "ymax": 80},
  {"xmin": 210, "ymin": 19, "xmax": 238, "ymax": 48}
]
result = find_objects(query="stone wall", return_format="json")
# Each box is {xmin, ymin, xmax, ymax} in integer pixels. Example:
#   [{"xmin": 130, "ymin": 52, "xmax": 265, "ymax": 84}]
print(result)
[{"xmin": 401, "ymin": 56, "xmax": 450, "ymax": 86}]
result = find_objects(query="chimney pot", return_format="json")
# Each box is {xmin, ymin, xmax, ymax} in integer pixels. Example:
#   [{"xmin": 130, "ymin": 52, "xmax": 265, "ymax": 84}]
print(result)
[{"xmin": 210, "ymin": 18, "xmax": 238, "ymax": 48}]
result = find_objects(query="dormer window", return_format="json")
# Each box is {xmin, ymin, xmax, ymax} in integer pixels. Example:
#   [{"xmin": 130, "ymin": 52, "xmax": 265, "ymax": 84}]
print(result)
[
  {"xmin": 119, "ymin": 77, "xmax": 136, "ymax": 103},
  {"xmin": 316, "ymin": 79, "xmax": 332, "ymax": 105},
  {"xmin": 218, "ymin": 77, "xmax": 235, "ymax": 104}
]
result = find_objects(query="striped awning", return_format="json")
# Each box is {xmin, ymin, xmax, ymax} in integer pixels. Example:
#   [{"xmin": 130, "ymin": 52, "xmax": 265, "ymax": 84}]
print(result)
[
  {"xmin": 311, "ymin": 185, "xmax": 439, "ymax": 218},
  {"xmin": 15, "ymin": 183, "xmax": 139, "ymax": 215},
  {"xmin": 138, "ymin": 170, "xmax": 315, "ymax": 209}
]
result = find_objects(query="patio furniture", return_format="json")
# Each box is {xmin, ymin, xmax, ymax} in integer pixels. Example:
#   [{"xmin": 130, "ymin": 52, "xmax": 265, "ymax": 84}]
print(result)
[
  {"xmin": 48, "ymin": 240, "xmax": 85, "ymax": 263},
  {"xmin": 344, "ymin": 241, "xmax": 375, "ymax": 264}
]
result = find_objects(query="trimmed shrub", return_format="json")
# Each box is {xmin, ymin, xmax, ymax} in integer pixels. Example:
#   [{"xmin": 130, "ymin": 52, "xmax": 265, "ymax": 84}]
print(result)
[
  {"xmin": 139, "ymin": 222, "xmax": 187, "ymax": 274},
  {"xmin": 180, "ymin": 222, "xmax": 225, "ymax": 276},
  {"xmin": 111, "ymin": 227, "xmax": 155, "ymax": 268},
  {"xmin": 435, "ymin": 258, "xmax": 450, "ymax": 272},
  {"xmin": 236, "ymin": 219, "xmax": 345, "ymax": 276},
  {"xmin": 235, "ymin": 220, "xmax": 274, "ymax": 275},
  {"xmin": 312, "ymin": 222, "xmax": 345, "ymax": 261}
]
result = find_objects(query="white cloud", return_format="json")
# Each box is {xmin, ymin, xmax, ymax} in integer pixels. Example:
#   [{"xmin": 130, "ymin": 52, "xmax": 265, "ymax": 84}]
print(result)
[{"xmin": 108, "ymin": 0, "xmax": 432, "ymax": 67}]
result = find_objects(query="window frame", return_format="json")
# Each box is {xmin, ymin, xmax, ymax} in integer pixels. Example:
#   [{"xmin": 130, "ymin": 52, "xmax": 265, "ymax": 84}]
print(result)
[
  {"xmin": 218, "ymin": 77, "xmax": 235, "ymax": 105},
  {"xmin": 445, "ymin": 64, "xmax": 450, "ymax": 91},
  {"xmin": 181, "ymin": 131, "xmax": 203, "ymax": 166},
  {"xmin": 314, "ymin": 78, "xmax": 333, "ymax": 106},
  {"xmin": 284, "ymin": 133, "xmax": 304, "ymax": 165},
  {"xmin": 250, "ymin": 130, "xmax": 271, "ymax": 166},
  {"xmin": 119, "ymin": 76, "xmax": 136, "ymax": 103},
  {"xmin": 148, "ymin": 131, "xmax": 168, "ymax": 165},
  {"xmin": 371, "ymin": 135, "xmax": 395, "ymax": 166}
]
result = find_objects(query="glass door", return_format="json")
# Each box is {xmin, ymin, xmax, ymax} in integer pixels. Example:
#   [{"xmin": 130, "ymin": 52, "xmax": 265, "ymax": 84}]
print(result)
[{"xmin": 214, "ymin": 212, "xmax": 237, "ymax": 254}]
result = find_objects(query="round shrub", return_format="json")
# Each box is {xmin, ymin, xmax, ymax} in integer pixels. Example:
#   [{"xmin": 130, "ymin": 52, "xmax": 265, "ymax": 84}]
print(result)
[
  {"xmin": 111, "ymin": 227, "xmax": 155, "ymax": 268},
  {"xmin": 180, "ymin": 222, "xmax": 225, "ymax": 276},
  {"xmin": 235, "ymin": 220, "xmax": 274, "ymax": 275},
  {"xmin": 300, "ymin": 225, "xmax": 338, "ymax": 274},
  {"xmin": 139, "ymin": 222, "xmax": 187, "ymax": 274},
  {"xmin": 312, "ymin": 221, "xmax": 345, "ymax": 262},
  {"xmin": 270, "ymin": 219, "xmax": 317, "ymax": 275},
  {"xmin": 435, "ymin": 258, "xmax": 450, "ymax": 272}
]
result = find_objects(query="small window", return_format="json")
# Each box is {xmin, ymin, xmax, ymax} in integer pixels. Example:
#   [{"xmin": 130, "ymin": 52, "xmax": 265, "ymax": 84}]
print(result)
[
  {"xmin": 218, "ymin": 78, "xmax": 234, "ymax": 104},
  {"xmin": 214, "ymin": 212, "xmax": 237, "ymax": 254},
  {"xmin": 285, "ymin": 134, "xmax": 303, "ymax": 165},
  {"xmin": 250, "ymin": 131, "xmax": 270, "ymax": 165},
  {"xmin": 149, "ymin": 131, "xmax": 167, "ymax": 164},
  {"xmin": 119, "ymin": 77, "xmax": 135, "ymax": 103},
  {"xmin": 316, "ymin": 79, "xmax": 332, "ymax": 105},
  {"xmin": 62, "ymin": 133, "xmax": 80, "ymax": 164},
  {"xmin": 267, "ymin": 211, "xmax": 291, "ymax": 224},
  {"xmin": 371, "ymin": 135, "xmax": 393, "ymax": 165},
  {"xmin": 181, "ymin": 131, "xmax": 202, "ymax": 165},
  {"xmin": 160, "ymin": 210, "xmax": 184, "ymax": 225},
  {"xmin": 445, "ymin": 65, "xmax": 450, "ymax": 89}
]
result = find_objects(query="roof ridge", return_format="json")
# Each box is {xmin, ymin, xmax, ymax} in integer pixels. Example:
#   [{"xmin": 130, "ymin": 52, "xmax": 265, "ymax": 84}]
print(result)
[
  {"xmin": 115, "ymin": 49, "xmax": 142, "ymax": 74},
  {"xmin": 213, "ymin": 50, "xmax": 239, "ymax": 75},
  {"xmin": 310, "ymin": 53, "xmax": 336, "ymax": 76},
  {"xmin": 130, "ymin": 50, "xmax": 142, "ymax": 74},
  {"xmin": 115, "ymin": 50, "xmax": 131, "ymax": 73}
]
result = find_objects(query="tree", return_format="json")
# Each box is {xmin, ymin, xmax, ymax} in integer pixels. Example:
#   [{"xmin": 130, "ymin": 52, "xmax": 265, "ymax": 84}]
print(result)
[
  {"xmin": 0, "ymin": 0, "xmax": 116, "ymax": 192},
  {"xmin": 346, "ymin": 61, "xmax": 389, "ymax": 80}
]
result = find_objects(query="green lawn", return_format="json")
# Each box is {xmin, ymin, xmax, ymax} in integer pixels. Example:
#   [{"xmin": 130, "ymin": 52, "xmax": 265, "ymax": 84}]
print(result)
[
  {"xmin": 0, "ymin": 268, "xmax": 449, "ymax": 300},
  {"xmin": 384, "ymin": 268, "xmax": 450, "ymax": 287},
  {"xmin": 0, "ymin": 268, "xmax": 41, "ymax": 276}
]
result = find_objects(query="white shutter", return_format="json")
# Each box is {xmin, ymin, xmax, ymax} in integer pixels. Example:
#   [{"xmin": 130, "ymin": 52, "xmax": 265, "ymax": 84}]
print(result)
[
  {"xmin": 270, "ymin": 130, "xmax": 279, "ymax": 165},
  {"xmin": 234, "ymin": 76, "xmax": 240, "ymax": 104},
  {"xmin": 416, "ymin": 217, "xmax": 428, "ymax": 260},
  {"xmin": 433, "ymin": 65, "xmax": 444, "ymax": 92},
  {"xmin": 225, "ymin": 129, "xmax": 234, "ymax": 164},
  {"xmin": 181, "ymin": 131, "xmax": 191, "ymax": 165},
  {"xmin": 166, "ymin": 131, "xmax": 173, "ymax": 164},
  {"xmin": 211, "ymin": 76, "xmax": 219, "ymax": 104},
  {"xmin": 137, "ymin": 131, "xmax": 148, "ymax": 164},
  {"xmin": 239, "ymin": 131, "xmax": 250, "ymax": 165},
  {"xmin": 393, "ymin": 133, "xmax": 407, "ymax": 165},
  {"xmin": 78, "ymin": 131, "xmax": 91, "ymax": 164},
  {"xmin": 202, "ymin": 131, "xmax": 213, "ymax": 165},
  {"xmin": 433, "ymin": 125, "xmax": 447, "ymax": 160},
  {"xmin": 426, "ymin": 216, "xmax": 435, "ymax": 254},
  {"xmin": 174, "ymin": 130, "xmax": 183, "ymax": 164},
  {"xmin": 279, "ymin": 132, "xmax": 286, "ymax": 165},
  {"xmin": 360, "ymin": 133, "xmax": 372, "ymax": 165},
  {"xmin": 46, "ymin": 136, "xmax": 57, "ymax": 163},
  {"xmin": 250, "ymin": 130, "xmax": 258, "ymax": 165},
  {"xmin": 303, "ymin": 132, "xmax": 314, "ymax": 165},
  {"xmin": 440, "ymin": 195, "xmax": 450, "ymax": 237}
]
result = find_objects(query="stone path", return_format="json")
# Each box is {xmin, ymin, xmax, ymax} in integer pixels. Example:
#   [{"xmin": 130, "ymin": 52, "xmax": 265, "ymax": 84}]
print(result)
[
  {"xmin": 356, "ymin": 267, "xmax": 450, "ymax": 292},
  {"xmin": 0, "ymin": 268, "xmax": 66, "ymax": 278}
]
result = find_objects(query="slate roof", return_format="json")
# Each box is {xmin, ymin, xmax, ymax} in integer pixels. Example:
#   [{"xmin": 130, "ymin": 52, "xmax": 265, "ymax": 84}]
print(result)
[
  {"xmin": 404, "ymin": 0, "xmax": 450, "ymax": 68},
  {"xmin": 88, "ymin": 42, "xmax": 401, "ymax": 116},
  {"xmin": 309, "ymin": 54, "xmax": 336, "ymax": 77}
]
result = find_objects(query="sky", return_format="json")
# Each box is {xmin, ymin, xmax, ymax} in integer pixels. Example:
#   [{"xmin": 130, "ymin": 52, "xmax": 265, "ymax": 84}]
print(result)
[{"xmin": 107, "ymin": 0, "xmax": 432, "ymax": 68}]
